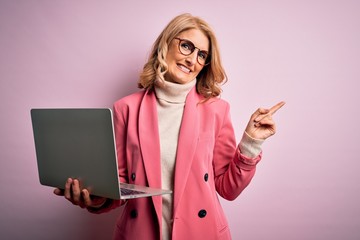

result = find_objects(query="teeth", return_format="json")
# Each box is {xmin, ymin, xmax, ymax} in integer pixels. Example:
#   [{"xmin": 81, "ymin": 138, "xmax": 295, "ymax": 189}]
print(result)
[{"xmin": 178, "ymin": 64, "xmax": 190, "ymax": 73}]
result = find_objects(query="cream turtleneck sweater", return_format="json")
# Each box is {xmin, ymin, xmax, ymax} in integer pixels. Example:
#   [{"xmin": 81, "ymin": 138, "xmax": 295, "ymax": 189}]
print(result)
[
  {"xmin": 154, "ymin": 79, "xmax": 196, "ymax": 240},
  {"xmin": 154, "ymin": 79, "xmax": 263, "ymax": 240}
]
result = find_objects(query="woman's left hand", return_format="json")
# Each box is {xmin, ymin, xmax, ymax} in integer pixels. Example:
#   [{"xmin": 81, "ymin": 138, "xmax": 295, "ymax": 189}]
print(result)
[{"xmin": 245, "ymin": 101, "xmax": 285, "ymax": 140}]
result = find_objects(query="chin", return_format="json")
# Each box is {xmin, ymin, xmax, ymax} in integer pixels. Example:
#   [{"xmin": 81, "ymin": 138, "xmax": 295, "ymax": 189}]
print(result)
[
  {"xmin": 166, "ymin": 76, "xmax": 189, "ymax": 84},
  {"xmin": 166, "ymin": 69, "xmax": 195, "ymax": 84},
  {"xmin": 175, "ymin": 79, "xmax": 192, "ymax": 84},
  {"xmin": 176, "ymin": 74, "xmax": 195, "ymax": 83}
]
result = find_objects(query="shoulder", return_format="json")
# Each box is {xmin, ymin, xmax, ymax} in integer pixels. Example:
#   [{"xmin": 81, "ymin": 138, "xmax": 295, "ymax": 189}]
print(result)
[
  {"xmin": 200, "ymin": 96, "xmax": 231, "ymax": 113},
  {"xmin": 190, "ymin": 88, "xmax": 230, "ymax": 109},
  {"xmin": 112, "ymin": 91, "xmax": 146, "ymax": 120},
  {"xmin": 114, "ymin": 91, "xmax": 145, "ymax": 106},
  {"xmin": 113, "ymin": 89, "xmax": 157, "ymax": 120}
]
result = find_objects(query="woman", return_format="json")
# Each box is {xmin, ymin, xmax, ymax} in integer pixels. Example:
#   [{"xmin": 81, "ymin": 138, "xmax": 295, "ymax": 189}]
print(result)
[{"xmin": 55, "ymin": 13, "xmax": 284, "ymax": 239}]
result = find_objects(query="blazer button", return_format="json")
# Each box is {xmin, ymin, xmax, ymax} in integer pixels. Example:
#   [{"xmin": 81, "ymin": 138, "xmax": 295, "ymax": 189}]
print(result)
[
  {"xmin": 198, "ymin": 209, "xmax": 207, "ymax": 218},
  {"xmin": 204, "ymin": 173, "xmax": 209, "ymax": 182},
  {"xmin": 131, "ymin": 173, "xmax": 136, "ymax": 181},
  {"xmin": 130, "ymin": 209, "xmax": 138, "ymax": 218}
]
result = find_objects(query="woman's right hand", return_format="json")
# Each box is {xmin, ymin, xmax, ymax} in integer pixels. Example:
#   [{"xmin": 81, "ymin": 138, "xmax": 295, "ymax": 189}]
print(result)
[{"xmin": 53, "ymin": 178, "xmax": 107, "ymax": 209}]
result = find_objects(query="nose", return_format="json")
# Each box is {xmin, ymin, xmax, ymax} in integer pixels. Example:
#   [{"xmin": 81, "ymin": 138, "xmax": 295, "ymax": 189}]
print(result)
[{"xmin": 185, "ymin": 51, "xmax": 198, "ymax": 65}]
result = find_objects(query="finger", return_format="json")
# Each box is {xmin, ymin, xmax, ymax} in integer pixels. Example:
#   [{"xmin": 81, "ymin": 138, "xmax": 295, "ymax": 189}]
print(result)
[
  {"xmin": 254, "ymin": 112, "xmax": 270, "ymax": 122},
  {"xmin": 72, "ymin": 179, "xmax": 82, "ymax": 204},
  {"xmin": 253, "ymin": 108, "xmax": 270, "ymax": 122},
  {"xmin": 82, "ymin": 189, "xmax": 92, "ymax": 207},
  {"xmin": 255, "ymin": 117, "xmax": 275, "ymax": 128},
  {"xmin": 64, "ymin": 178, "xmax": 73, "ymax": 200},
  {"xmin": 53, "ymin": 188, "xmax": 64, "ymax": 196},
  {"xmin": 82, "ymin": 190, "xmax": 107, "ymax": 208},
  {"xmin": 255, "ymin": 119, "xmax": 277, "ymax": 136},
  {"xmin": 269, "ymin": 101, "xmax": 285, "ymax": 115},
  {"xmin": 256, "ymin": 118, "xmax": 275, "ymax": 128}
]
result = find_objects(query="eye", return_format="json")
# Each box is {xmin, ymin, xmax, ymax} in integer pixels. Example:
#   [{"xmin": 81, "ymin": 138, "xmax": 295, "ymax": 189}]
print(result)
[
  {"xmin": 198, "ymin": 51, "xmax": 208, "ymax": 60},
  {"xmin": 180, "ymin": 41, "xmax": 194, "ymax": 52}
]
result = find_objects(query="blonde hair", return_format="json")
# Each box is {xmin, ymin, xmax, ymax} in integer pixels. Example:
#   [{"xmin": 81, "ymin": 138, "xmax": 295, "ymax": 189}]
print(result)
[{"xmin": 138, "ymin": 13, "xmax": 227, "ymax": 100}]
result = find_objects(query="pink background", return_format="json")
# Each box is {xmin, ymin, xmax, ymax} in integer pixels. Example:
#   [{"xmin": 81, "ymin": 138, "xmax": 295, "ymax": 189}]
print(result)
[{"xmin": 1, "ymin": 1, "xmax": 359, "ymax": 239}]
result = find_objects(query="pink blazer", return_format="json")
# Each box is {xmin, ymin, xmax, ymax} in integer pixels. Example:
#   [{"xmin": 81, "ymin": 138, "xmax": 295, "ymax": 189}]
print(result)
[{"xmin": 92, "ymin": 87, "xmax": 261, "ymax": 240}]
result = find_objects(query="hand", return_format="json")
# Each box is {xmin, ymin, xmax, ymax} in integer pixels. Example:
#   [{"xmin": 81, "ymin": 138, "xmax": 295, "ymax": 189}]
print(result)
[
  {"xmin": 53, "ymin": 178, "xmax": 107, "ymax": 209},
  {"xmin": 245, "ymin": 101, "xmax": 285, "ymax": 140}
]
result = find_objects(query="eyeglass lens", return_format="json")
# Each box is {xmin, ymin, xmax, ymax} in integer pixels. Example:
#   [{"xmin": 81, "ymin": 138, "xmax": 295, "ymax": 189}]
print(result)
[{"xmin": 178, "ymin": 39, "xmax": 209, "ymax": 65}]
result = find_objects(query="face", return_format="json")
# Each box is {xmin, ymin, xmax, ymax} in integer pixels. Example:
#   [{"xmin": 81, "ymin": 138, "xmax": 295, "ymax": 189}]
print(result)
[{"xmin": 164, "ymin": 29, "xmax": 209, "ymax": 84}]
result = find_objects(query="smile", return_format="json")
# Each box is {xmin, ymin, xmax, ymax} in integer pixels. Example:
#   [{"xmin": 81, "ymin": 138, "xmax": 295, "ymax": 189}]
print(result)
[{"xmin": 177, "ymin": 64, "xmax": 191, "ymax": 74}]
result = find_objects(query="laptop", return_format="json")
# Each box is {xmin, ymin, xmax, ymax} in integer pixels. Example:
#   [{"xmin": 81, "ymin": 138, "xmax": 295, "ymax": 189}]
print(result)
[{"xmin": 30, "ymin": 108, "xmax": 172, "ymax": 200}]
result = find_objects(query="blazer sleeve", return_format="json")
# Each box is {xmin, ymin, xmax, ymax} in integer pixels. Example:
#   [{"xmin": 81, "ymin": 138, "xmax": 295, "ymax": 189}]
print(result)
[{"xmin": 213, "ymin": 102, "xmax": 262, "ymax": 201}]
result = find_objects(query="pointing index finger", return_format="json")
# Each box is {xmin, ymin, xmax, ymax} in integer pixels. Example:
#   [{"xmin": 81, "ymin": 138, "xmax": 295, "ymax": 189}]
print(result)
[{"xmin": 269, "ymin": 101, "xmax": 285, "ymax": 115}]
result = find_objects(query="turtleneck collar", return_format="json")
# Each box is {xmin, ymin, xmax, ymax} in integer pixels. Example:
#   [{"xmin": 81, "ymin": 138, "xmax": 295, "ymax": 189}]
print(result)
[{"xmin": 154, "ymin": 78, "xmax": 196, "ymax": 104}]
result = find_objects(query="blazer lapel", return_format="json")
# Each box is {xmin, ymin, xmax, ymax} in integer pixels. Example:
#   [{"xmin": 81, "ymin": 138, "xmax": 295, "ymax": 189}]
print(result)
[
  {"xmin": 138, "ymin": 89, "xmax": 162, "ymax": 226},
  {"xmin": 173, "ymin": 87, "xmax": 200, "ymax": 214}
]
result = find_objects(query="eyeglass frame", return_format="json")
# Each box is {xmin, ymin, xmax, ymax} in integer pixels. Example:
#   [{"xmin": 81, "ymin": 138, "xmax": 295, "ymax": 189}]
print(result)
[{"xmin": 174, "ymin": 37, "xmax": 210, "ymax": 66}]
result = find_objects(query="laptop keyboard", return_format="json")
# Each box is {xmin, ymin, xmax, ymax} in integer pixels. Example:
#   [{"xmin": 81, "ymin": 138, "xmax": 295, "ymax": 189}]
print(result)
[{"xmin": 121, "ymin": 188, "xmax": 146, "ymax": 196}]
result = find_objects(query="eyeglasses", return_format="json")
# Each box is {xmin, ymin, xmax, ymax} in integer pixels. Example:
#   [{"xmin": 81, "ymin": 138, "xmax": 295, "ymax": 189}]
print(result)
[{"xmin": 175, "ymin": 37, "xmax": 210, "ymax": 66}]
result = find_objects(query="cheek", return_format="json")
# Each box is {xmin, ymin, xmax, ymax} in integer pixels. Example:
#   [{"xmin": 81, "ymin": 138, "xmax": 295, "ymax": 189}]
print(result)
[
  {"xmin": 166, "ymin": 57, "xmax": 179, "ymax": 71},
  {"xmin": 166, "ymin": 46, "xmax": 181, "ymax": 63}
]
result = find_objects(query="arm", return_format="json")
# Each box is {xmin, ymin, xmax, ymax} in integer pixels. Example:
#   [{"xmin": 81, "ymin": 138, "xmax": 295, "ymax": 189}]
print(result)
[
  {"xmin": 214, "ymin": 101, "xmax": 285, "ymax": 200},
  {"xmin": 213, "ymin": 103, "xmax": 261, "ymax": 200}
]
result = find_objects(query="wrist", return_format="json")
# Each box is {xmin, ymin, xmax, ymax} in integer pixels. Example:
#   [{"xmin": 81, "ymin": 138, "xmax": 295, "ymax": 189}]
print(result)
[{"xmin": 239, "ymin": 131, "xmax": 264, "ymax": 158}]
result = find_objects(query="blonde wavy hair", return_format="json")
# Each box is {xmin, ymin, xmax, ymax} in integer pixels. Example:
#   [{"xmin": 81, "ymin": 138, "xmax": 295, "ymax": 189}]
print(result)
[{"xmin": 138, "ymin": 13, "xmax": 227, "ymax": 100}]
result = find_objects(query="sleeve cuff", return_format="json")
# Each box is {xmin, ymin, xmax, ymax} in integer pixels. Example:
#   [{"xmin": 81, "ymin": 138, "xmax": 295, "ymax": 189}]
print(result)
[{"xmin": 238, "ymin": 131, "xmax": 264, "ymax": 159}]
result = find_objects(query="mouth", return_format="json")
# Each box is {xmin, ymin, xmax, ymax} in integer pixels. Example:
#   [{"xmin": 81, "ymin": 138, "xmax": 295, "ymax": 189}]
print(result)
[{"xmin": 177, "ymin": 64, "xmax": 191, "ymax": 74}]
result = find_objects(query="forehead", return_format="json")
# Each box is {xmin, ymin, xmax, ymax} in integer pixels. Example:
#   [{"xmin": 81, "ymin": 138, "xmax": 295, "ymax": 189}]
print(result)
[{"xmin": 177, "ymin": 29, "xmax": 209, "ymax": 51}]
